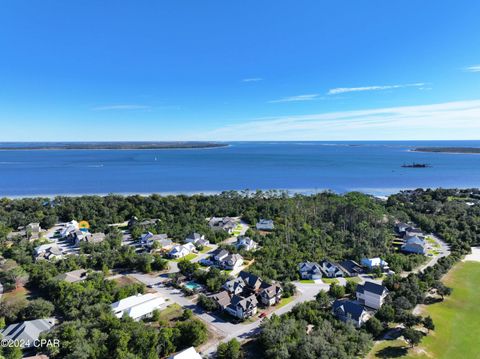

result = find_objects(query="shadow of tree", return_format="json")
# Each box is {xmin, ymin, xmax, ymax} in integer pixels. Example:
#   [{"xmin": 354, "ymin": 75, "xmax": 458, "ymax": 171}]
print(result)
[{"xmin": 376, "ymin": 345, "xmax": 409, "ymax": 358}]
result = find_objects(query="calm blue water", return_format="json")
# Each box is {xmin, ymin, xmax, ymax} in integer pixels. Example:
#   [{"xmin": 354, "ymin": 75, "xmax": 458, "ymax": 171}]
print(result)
[{"xmin": 0, "ymin": 141, "xmax": 479, "ymax": 197}]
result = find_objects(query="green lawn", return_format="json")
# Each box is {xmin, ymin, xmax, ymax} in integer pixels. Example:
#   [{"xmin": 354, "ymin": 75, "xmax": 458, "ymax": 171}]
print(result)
[
  {"xmin": 158, "ymin": 303, "xmax": 183, "ymax": 322},
  {"xmin": 367, "ymin": 339, "xmax": 409, "ymax": 359},
  {"xmin": 346, "ymin": 276, "xmax": 362, "ymax": 284},
  {"xmin": 200, "ymin": 246, "xmax": 213, "ymax": 253},
  {"xmin": 321, "ymin": 278, "xmax": 339, "ymax": 284},
  {"xmin": 276, "ymin": 296, "xmax": 295, "ymax": 309},
  {"xmin": 172, "ymin": 253, "xmax": 197, "ymax": 262},
  {"xmin": 405, "ymin": 261, "xmax": 480, "ymax": 359},
  {"xmin": 299, "ymin": 279, "xmax": 315, "ymax": 284}
]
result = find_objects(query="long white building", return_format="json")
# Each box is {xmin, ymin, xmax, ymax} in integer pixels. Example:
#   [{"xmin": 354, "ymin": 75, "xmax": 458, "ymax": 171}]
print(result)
[{"xmin": 111, "ymin": 293, "xmax": 165, "ymax": 321}]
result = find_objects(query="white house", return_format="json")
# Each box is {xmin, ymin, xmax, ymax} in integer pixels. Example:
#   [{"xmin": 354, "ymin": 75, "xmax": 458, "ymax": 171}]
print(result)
[
  {"xmin": 256, "ymin": 219, "xmax": 274, "ymax": 231},
  {"xmin": 361, "ymin": 257, "xmax": 389, "ymax": 270},
  {"xmin": 332, "ymin": 299, "xmax": 370, "ymax": 328},
  {"xmin": 221, "ymin": 253, "xmax": 244, "ymax": 270},
  {"xmin": 236, "ymin": 236, "xmax": 257, "ymax": 251},
  {"xmin": 169, "ymin": 243, "xmax": 196, "ymax": 259},
  {"xmin": 356, "ymin": 281, "xmax": 389, "ymax": 310},
  {"xmin": 111, "ymin": 293, "xmax": 165, "ymax": 321},
  {"xmin": 298, "ymin": 261, "xmax": 323, "ymax": 280},
  {"xmin": 60, "ymin": 220, "xmax": 79, "ymax": 238},
  {"xmin": 169, "ymin": 346, "xmax": 202, "ymax": 359},
  {"xmin": 319, "ymin": 260, "xmax": 344, "ymax": 278}
]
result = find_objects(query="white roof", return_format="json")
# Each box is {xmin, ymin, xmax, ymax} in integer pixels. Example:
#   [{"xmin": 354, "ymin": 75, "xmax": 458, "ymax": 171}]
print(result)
[
  {"xmin": 111, "ymin": 293, "xmax": 165, "ymax": 320},
  {"xmin": 169, "ymin": 346, "xmax": 202, "ymax": 359},
  {"xmin": 183, "ymin": 243, "xmax": 196, "ymax": 251}
]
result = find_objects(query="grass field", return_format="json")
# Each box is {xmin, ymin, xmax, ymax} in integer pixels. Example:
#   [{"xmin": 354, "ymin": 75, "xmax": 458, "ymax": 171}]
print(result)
[
  {"xmin": 321, "ymin": 278, "xmax": 339, "ymax": 284},
  {"xmin": 299, "ymin": 279, "xmax": 315, "ymax": 284},
  {"xmin": 405, "ymin": 261, "xmax": 480, "ymax": 359},
  {"xmin": 277, "ymin": 296, "xmax": 295, "ymax": 309},
  {"xmin": 368, "ymin": 261, "xmax": 480, "ymax": 359},
  {"xmin": 200, "ymin": 246, "xmax": 213, "ymax": 253},
  {"xmin": 172, "ymin": 253, "xmax": 197, "ymax": 262}
]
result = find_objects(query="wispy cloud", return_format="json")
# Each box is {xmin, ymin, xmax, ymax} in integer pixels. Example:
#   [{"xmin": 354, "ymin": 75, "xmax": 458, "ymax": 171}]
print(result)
[
  {"xmin": 465, "ymin": 65, "xmax": 480, "ymax": 73},
  {"xmin": 242, "ymin": 78, "xmax": 263, "ymax": 82},
  {"xmin": 195, "ymin": 99, "xmax": 480, "ymax": 140},
  {"xmin": 328, "ymin": 82, "xmax": 425, "ymax": 95},
  {"xmin": 269, "ymin": 94, "xmax": 322, "ymax": 103},
  {"xmin": 92, "ymin": 104, "xmax": 151, "ymax": 111}
]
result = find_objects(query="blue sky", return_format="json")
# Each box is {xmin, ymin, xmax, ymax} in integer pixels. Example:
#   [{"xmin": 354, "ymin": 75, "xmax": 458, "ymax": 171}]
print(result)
[{"xmin": 1, "ymin": 0, "xmax": 479, "ymax": 141}]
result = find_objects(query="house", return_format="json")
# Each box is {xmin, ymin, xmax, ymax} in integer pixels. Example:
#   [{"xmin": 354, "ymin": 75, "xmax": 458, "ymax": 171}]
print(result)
[
  {"xmin": 34, "ymin": 244, "xmax": 63, "ymax": 261},
  {"xmin": 361, "ymin": 257, "xmax": 389, "ymax": 270},
  {"xmin": 225, "ymin": 294, "xmax": 258, "ymax": 319},
  {"xmin": 298, "ymin": 261, "xmax": 323, "ymax": 280},
  {"xmin": 212, "ymin": 249, "xmax": 230, "ymax": 262},
  {"xmin": 404, "ymin": 227, "xmax": 424, "ymax": 238},
  {"xmin": 259, "ymin": 283, "xmax": 283, "ymax": 306},
  {"xmin": 60, "ymin": 220, "xmax": 79, "ymax": 238},
  {"xmin": 0, "ymin": 318, "xmax": 56, "ymax": 348},
  {"xmin": 394, "ymin": 222, "xmax": 411, "ymax": 235},
  {"xmin": 256, "ymin": 219, "xmax": 274, "ymax": 231},
  {"xmin": 210, "ymin": 290, "xmax": 232, "ymax": 310},
  {"xmin": 208, "ymin": 217, "xmax": 238, "ymax": 233},
  {"xmin": 356, "ymin": 281, "xmax": 389, "ymax": 310},
  {"xmin": 238, "ymin": 271, "xmax": 263, "ymax": 293},
  {"xmin": 140, "ymin": 232, "xmax": 172, "ymax": 249},
  {"xmin": 319, "ymin": 260, "xmax": 344, "ymax": 278},
  {"xmin": 222, "ymin": 253, "xmax": 244, "ymax": 270},
  {"xmin": 169, "ymin": 243, "xmax": 195, "ymax": 259},
  {"xmin": 332, "ymin": 299, "xmax": 369, "ymax": 328},
  {"xmin": 338, "ymin": 260, "xmax": 363, "ymax": 277},
  {"xmin": 185, "ymin": 233, "xmax": 209, "ymax": 247},
  {"xmin": 54, "ymin": 269, "xmax": 89, "ymax": 283},
  {"xmin": 401, "ymin": 236, "xmax": 426, "ymax": 255},
  {"xmin": 236, "ymin": 236, "xmax": 257, "ymax": 251},
  {"xmin": 168, "ymin": 346, "xmax": 202, "ymax": 359},
  {"xmin": 75, "ymin": 232, "xmax": 106, "ymax": 246},
  {"xmin": 111, "ymin": 293, "xmax": 165, "ymax": 321},
  {"xmin": 223, "ymin": 277, "xmax": 246, "ymax": 295}
]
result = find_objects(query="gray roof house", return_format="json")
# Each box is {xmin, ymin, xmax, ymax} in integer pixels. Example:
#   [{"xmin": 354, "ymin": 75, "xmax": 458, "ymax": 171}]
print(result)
[
  {"xmin": 225, "ymin": 294, "xmax": 258, "ymax": 319},
  {"xmin": 298, "ymin": 261, "xmax": 322, "ymax": 280},
  {"xmin": 0, "ymin": 318, "xmax": 56, "ymax": 348},
  {"xmin": 332, "ymin": 299, "xmax": 369, "ymax": 328},
  {"xmin": 256, "ymin": 219, "xmax": 274, "ymax": 231},
  {"xmin": 356, "ymin": 281, "xmax": 389, "ymax": 310},
  {"xmin": 319, "ymin": 260, "xmax": 344, "ymax": 278},
  {"xmin": 338, "ymin": 260, "xmax": 363, "ymax": 277},
  {"xmin": 221, "ymin": 253, "xmax": 244, "ymax": 270},
  {"xmin": 259, "ymin": 283, "xmax": 283, "ymax": 306},
  {"xmin": 238, "ymin": 271, "xmax": 263, "ymax": 293},
  {"xmin": 210, "ymin": 291, "xmax": 232, "ymax": 310},
  {"xmin": 236, "ymin": 236, "xmax": 257, "ymax": 251},
  {"xmin": 54, "ymin": 269, "xmax": 89, "ymax": 283},
  {"xmin": 223, "ymin": 277, "xmax": 246, "ymax": 295},
  {"xmin": 185, "ymin": 233, "xmax": 209, "ymax": 247},
  {"xmin": 208, "ymin": 217, "xmax": 238, "ymax": 233},
  {"xmin": 401, "ymin": 236, "xmax": 426, "ymax": 255}
]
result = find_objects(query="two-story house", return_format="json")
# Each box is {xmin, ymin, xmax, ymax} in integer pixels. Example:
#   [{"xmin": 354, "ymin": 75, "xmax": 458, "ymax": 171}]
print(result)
[{"xmin": 356, "ymin": 281, "xmax": 389, "ymax": 309}]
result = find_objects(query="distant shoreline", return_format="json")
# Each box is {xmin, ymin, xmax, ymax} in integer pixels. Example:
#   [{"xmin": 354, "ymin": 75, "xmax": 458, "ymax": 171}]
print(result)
[
  {"xmin": 0, "ymin": 142, "xmax": 228, "ymax": 151},
  {"xmin": 412, "ymin": 147, "xmax": 480, "ymax": 154}
]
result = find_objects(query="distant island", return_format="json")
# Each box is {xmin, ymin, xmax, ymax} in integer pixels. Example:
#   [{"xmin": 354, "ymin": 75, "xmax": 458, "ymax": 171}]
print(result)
[
  {"xmin": 0, "ymin": 142, "xmax": 228, "ymax": 150},
  {"xmin": 413, "ymin": 147, "xmax": 480, "ymax": 154}
]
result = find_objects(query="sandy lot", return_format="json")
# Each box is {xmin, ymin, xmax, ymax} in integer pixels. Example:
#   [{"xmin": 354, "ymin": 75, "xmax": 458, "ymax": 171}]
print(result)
[{"xmin": 463, "ymin": 247, "xmax": 480, "ymax": 262}]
